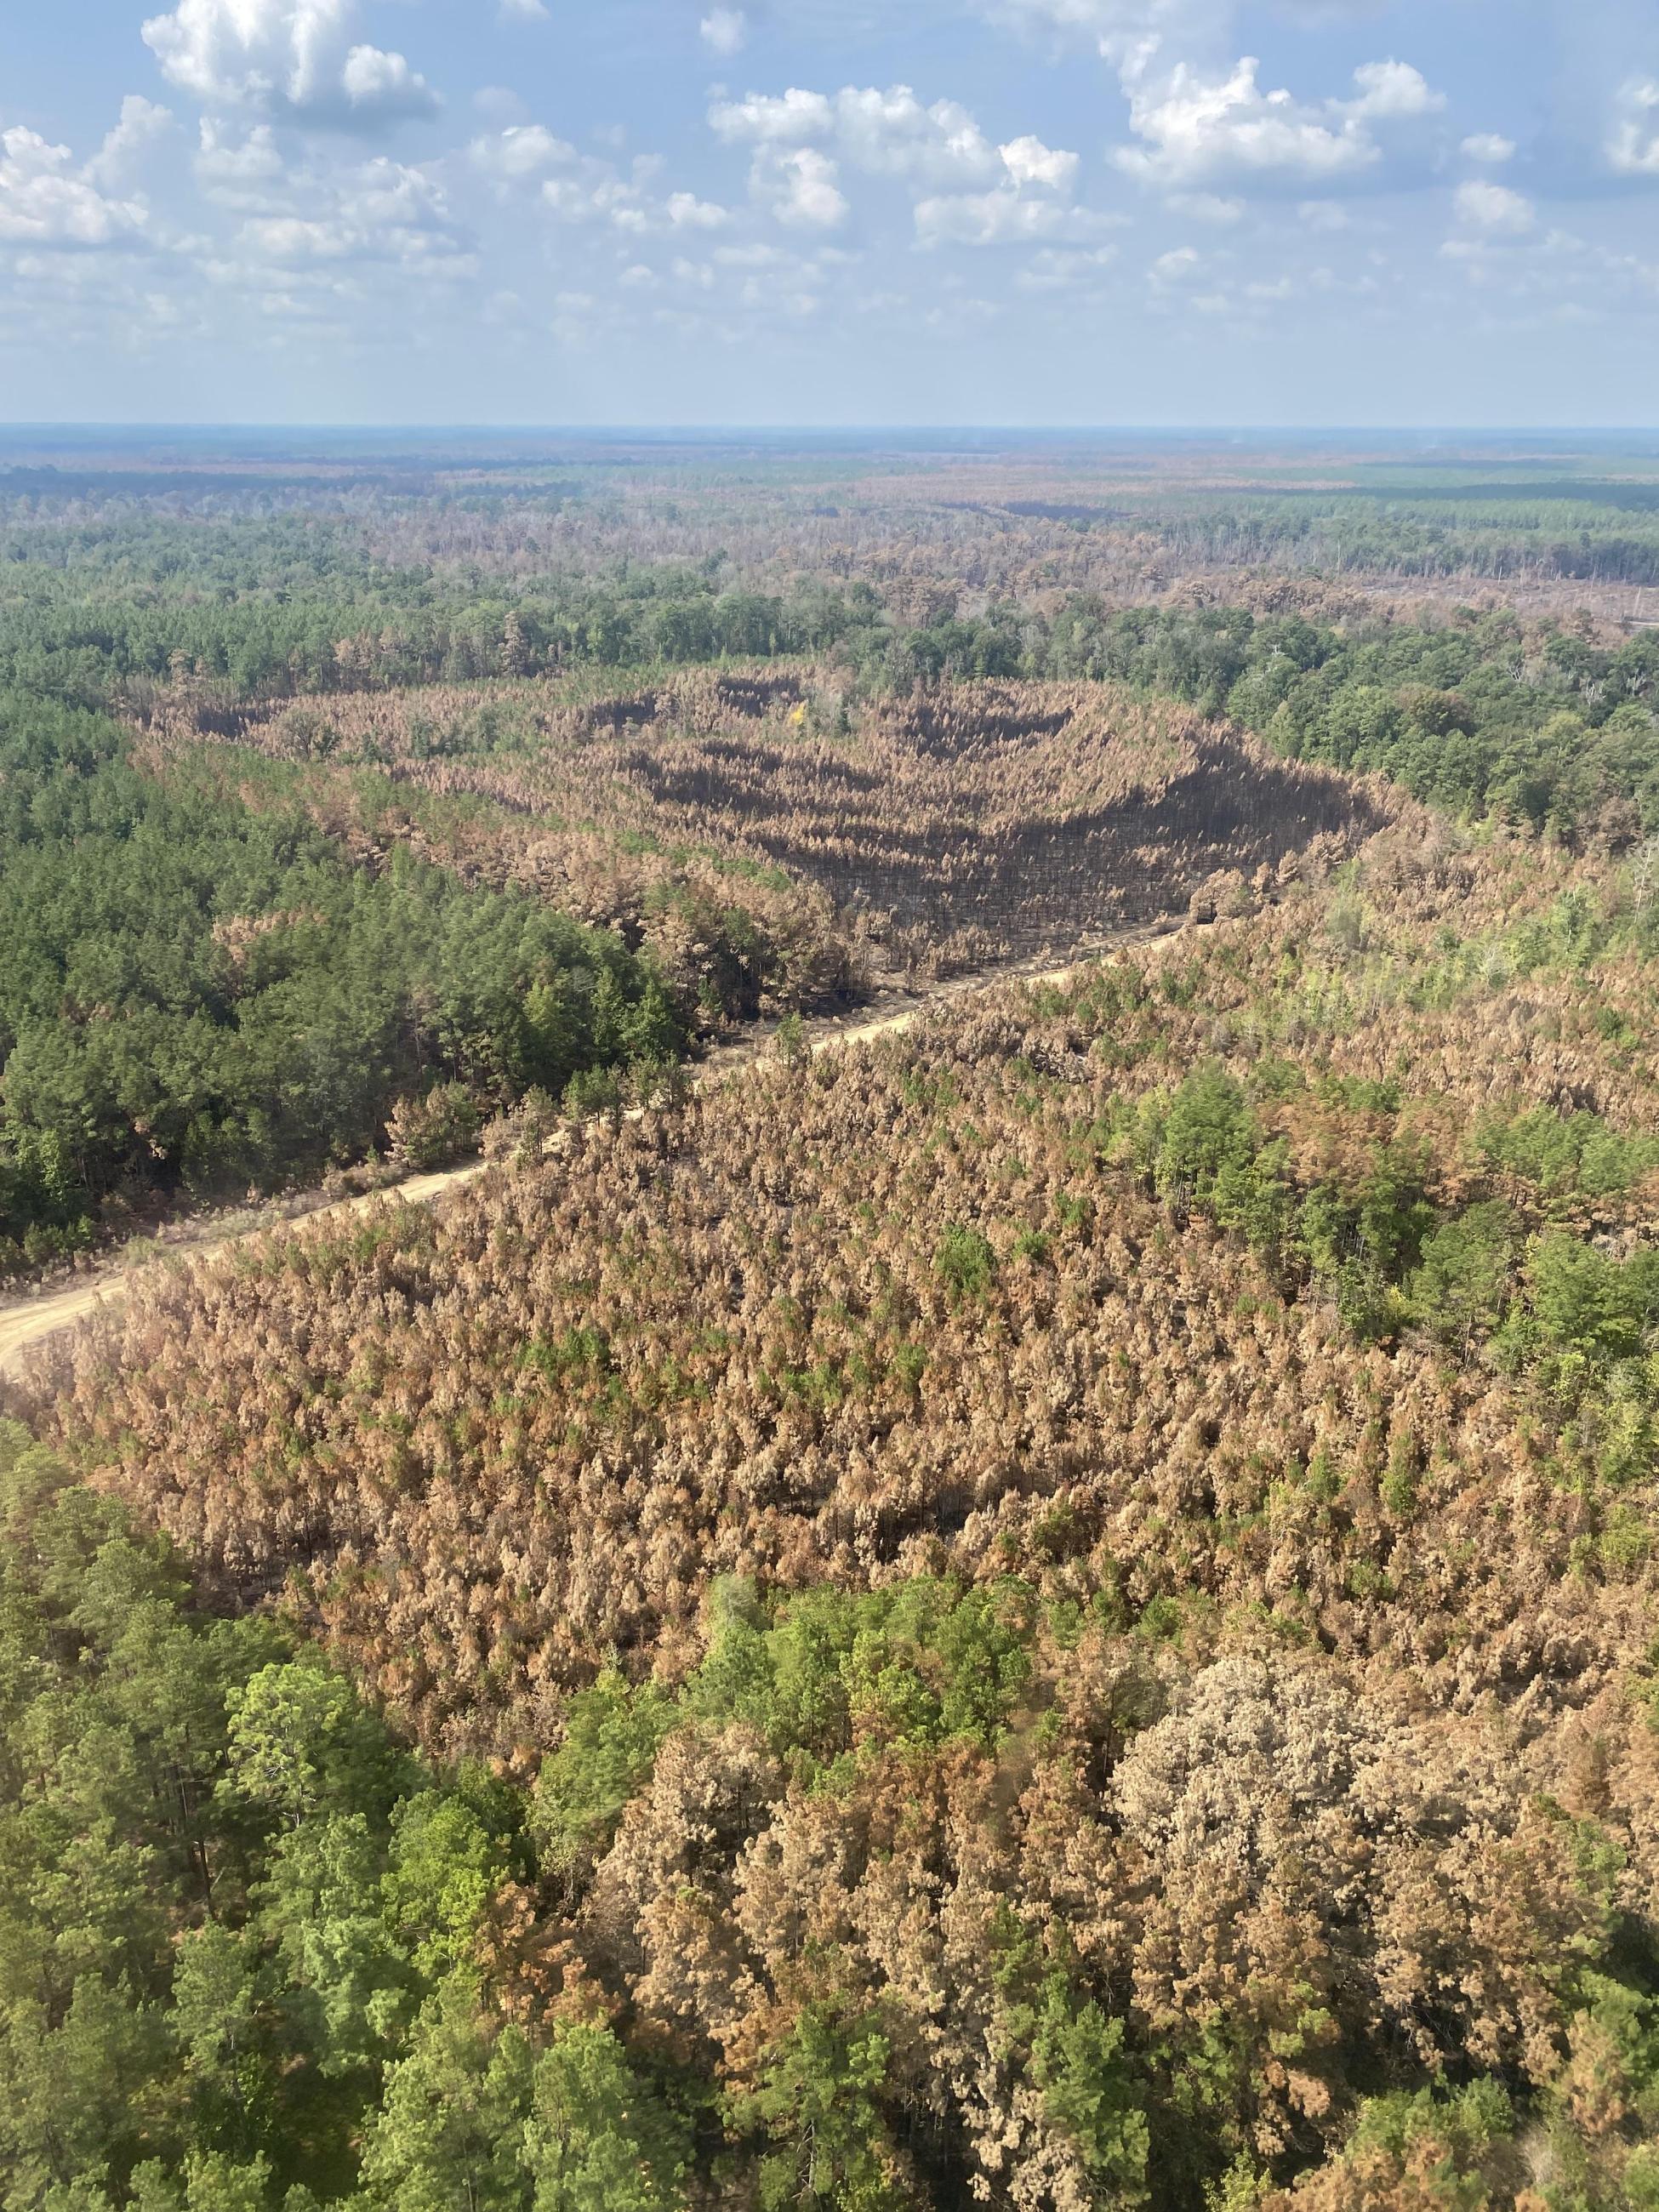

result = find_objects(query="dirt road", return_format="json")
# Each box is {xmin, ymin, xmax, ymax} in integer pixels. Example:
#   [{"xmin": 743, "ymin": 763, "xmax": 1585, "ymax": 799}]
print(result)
[{"xmin": 0, "ymin": 921, "xmax": 1172, "ymax": 1381}]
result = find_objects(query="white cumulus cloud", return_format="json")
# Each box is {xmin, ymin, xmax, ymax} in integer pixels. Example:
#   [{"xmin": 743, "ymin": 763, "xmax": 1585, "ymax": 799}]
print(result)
[
  {"xmin": 339, "ymin": 45, "xmax": 432, "ymax": 114},
  {"xmin": 470, "ymin": 124, "xmax": 578, "ymax": 182},
  {"xmin": 540, "ymin": 172, "xmax": 653, "ymax": 230},
  {"xmin": 1346, "ymin": 59, "xmax": 1442, "ymax": 121},
  {"xmin": 1461, "ymin": 132, "xmax": 1515, "ymax": 164},
  {"xmin": 830, "ymin": 86, "xmax": 1002, "ymax": 184},
  {"xmin": 195, "ymin": 118, "xmax": 288, "ymax": 208},
  {"xmin": 1453, "ymin": 178, "xmax": 1534, "ymax": 233},
  {"xmin": 710, "ymin": 87, "xmax": 834, "ymax": 144},
  {"xmin": 141, "ymin": 0, "xmax": 438, "ymax": 128},
  {"xmin": 1000, "ymin": 133, "xmax": 1079, "ymax": 191},
  {"xmin": 915, "ymin": 188, "xmax": 1081, "ymax": 242},
  {"xmin": 667, "ymin": 191, "xmax": 732, "ymax": 229},
  {"xmin": 0, "ymin": 125, "xmax": 151, "ymax": 247},
  {"xmin": 711, "ymin": 83, "xmax": 1074, "ymax": 190},
  {"xmin": 755, "ymin": 145, "xmax": 848, "ymax": 228},
  {"xmin": 470, "ymin": 127, "xmax": 730, "ymax": 237},
  {"xmin": 85, "ymin": 96, "xmax": 174, "ymax": 189},
  {"xmin": 1114, "ymin": 55, "xmax": 1441, "ymax": 189}
]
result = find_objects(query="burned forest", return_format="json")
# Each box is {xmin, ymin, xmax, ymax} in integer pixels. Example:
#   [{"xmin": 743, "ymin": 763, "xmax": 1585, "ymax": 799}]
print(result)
[{"xmin": 2, "ymin": 431, "xmax": 1658, "ymax": 2212}]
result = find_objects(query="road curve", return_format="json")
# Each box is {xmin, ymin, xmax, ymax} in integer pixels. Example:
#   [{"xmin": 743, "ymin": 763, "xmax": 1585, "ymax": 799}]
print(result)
[{"xmin": 0, "ymin": 921, "xmax": 1173, "ymax": 1382}]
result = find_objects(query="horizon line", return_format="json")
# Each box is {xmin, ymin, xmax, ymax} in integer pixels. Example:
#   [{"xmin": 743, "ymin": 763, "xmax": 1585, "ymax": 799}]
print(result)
[{"xmin": 3, "ymin": 421, "xmax": 1659, "ymax": 438}]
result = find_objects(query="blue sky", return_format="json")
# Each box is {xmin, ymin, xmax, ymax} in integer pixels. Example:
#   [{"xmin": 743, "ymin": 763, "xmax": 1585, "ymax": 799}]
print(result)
[{"xmin": 1, "ymin": 0, "xmax": 1655, "ymax": 425}]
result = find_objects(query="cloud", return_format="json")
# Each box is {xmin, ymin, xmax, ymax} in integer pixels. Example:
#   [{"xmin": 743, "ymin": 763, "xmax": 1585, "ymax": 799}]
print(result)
[
  {"xmin": 470, "ymin": 124, "xmax": 579, "ymax": 182},
  {"xmin": 470, "ymin": 127, "xmax": 727, "ymax": 237},
  {"xmin": 983, "ymin": 0, "xmax": 1227, "ymax": 71},
  {"xmin": 1346, "ymin": 59, "xmax": 1440, "ymax": 121},
  {"xmin": 540, "ymin": 172, "xmax": 653, "ymax": 229},
  {"xmin": 832, "ymin": 86, "xmax": 1003, "ymax": 183},
  {"xmin": 710, "ymin": 83, "xmax": 1067, "ymax": 190},
  {"xmin": 141, "ymin": 0, "xmax": 438, "ymax": 128},
  {"xmin": 1453, "ymin": 178, "xmax": 1534, "ymax": 233},
  {"xmin": 711, "ymin": 84, "xmax": 1092, "ymax": 246},
  {"xmin": 344, "ymin": 156, "xmax": 452, "ymax": 231},
  {"xmin": 237, "ymin": 214, "xmax": 353, "ymax": 259},
  {"xmin": 1000, "ymin": 134, "xmax": 1079, "ymax": 191},
  {"xmin": 85, "ymin": 96, "xmax": 174, "ymax": 189},
  {"xmin": 339, "ymin": 45, "xmax": 434, "ymax": 116},
  {"xmin": 1014, "ymin": 242, "xmax": 1119, "ymax": 288},
  {"xmin": 0, "ymin": 125, "xmax": 151, "ymax": 248},
  {"xmin": 914, "ymin": 154, "xmax": 1107, "ymax": 245},
  {"xmin": 3, "ymin": 0, "xmax": 1595, "ymax": 375},
  {"xmin": 1168, "ymin": 189, "xmax": 1241, "ymax": 220},
  {"xmin": 1608, "ymin": 79, "xmax": 1659, "ymax": 177},
  {"xmin": 667, "ymin": 191, "xmax": 732, "ymax": 229},
  {"xmin": 499, "ymin": 0, "xmax": 550, "ymax": 17},
  {"xmin": 986, "ymin": 0, "xmax": 1391, "ymax": 73},
  {"xmin": 233, "ymin": 156, "xmax": 471, "ymax": 271},
  {"xmin": 710, "ymin": 87, "xmax": 834, "ymax": 145},
  {"xmin": 1149, "ymin": 242, "xmax": 1203, "ymax": 282},
  {"xmin": 1113, "ymin": 55, "xmax": 1442, "ymax": 189},
  {"xmin": 914, "ymin": 185, "xmax": 1114, "ymax": 243},
  {"xmin": 195, "ymin": 119, "xmax": 288, "ymax": 206},
  {"xmin": 915, "ymin": 191, "xmax": 1047, "ymax": 242},
  {"xmin": 700, "ymin": 8, "xmax": 748, "ymax": 54},
  {"xmin": 991, "ymin": 5, "xmax": 1443, "ymax": 204},
  {"xmin": 755, "ymin": 145, "xmax": 848, "ymax": 228}
]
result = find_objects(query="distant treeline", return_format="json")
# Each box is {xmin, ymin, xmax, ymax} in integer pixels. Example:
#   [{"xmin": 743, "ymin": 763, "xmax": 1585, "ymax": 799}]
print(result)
[
  {"xmin": 0, "ymin": 521, "xmax": 887, "ymax": 704},
  {"xmin": 1079, "ymin": 487, "xmax": 1659, "ymax": 584},
  {"xmin": 10, "ymin": 521, "xmax": 1659, "ymax": 841}
]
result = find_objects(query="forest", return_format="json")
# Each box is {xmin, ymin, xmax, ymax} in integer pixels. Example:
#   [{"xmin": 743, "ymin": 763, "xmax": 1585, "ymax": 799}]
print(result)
[
  {"xmin": 10, "ymin": 568, "xmax": 1659, "ymax": 1269},
  {"xmin": 0, "ymin": 694, "xmax": 681, "ymax": 1273},
  {"xmin": 2, "ymin": 433, "xmax": 1659, "ymax": 2210}
]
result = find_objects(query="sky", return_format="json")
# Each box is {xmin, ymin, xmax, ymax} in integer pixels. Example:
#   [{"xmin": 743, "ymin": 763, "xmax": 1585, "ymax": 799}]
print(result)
[{"xmin": 1, "ymin": 0, "xmax": 1656, "ymax": 426}]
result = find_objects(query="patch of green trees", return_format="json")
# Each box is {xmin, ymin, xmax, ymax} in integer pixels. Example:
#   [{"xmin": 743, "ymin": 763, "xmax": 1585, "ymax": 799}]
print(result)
[
  {"xmin": 0, "ymin": 1418, "xmax": 714, "ymax": 2212},
  {"xmin": 1062, "ymin": 482, "xmax": 1659, "ymax": 584},
  {"xmin": 1035, "ymin": 601, "xmax": 1659, "ymax": 839},
  {"xmin": 0, "ymin": 528, "xmax": 888, "ymax": 710},
  {"xmin": 0, "ymin": 698, "xmax": 679, "ymax": 1269},
  {"xmin": 1119, "ymin": 1059, "xmax": 1659, "ymax": 1398}
]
